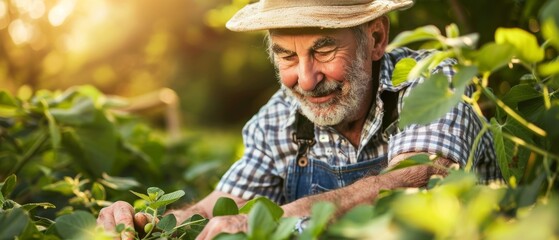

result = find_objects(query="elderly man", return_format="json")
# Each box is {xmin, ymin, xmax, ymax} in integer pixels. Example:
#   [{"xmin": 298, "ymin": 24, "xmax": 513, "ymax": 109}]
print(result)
[{"xmin": 98, "ymin": 0, "xmax": 500, "ymax": 239}]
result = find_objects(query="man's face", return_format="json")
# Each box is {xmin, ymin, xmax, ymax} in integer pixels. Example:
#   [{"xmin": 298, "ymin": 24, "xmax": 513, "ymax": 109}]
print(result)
[{"xmin": 270, "ymin": 27, "xmax": 372, "ymax": 126}]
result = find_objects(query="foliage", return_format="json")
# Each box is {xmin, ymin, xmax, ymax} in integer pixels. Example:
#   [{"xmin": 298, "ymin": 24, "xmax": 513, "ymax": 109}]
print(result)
[
  {"xmin": 387, "ymin": 0, "xmax": 559, "ymax": 192},
  {"xmin": 1, "ymin": 0, "xmax": 559, "ymax": 239},
  {"xmin": 0, "ymin": 84, "xmax": 235, "ymax": 236}
]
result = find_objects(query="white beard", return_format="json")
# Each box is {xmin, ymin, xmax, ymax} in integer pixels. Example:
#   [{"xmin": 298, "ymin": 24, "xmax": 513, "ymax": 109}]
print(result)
[{"xmin": 283, "ymin": 53, "xmax": 372, "ymax": 126}]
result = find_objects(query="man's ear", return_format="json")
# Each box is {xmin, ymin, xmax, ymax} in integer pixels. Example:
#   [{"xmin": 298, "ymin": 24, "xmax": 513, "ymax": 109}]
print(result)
[{"xmin": 367, "ymin": 15, "xmax": 390, "ymax": 61}]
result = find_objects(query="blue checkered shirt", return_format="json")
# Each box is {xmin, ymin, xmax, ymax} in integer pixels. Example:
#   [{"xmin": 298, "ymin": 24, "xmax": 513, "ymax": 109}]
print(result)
[{"xmin": 216, "ymin": 47, "xmax": 501, "ymax": 204}]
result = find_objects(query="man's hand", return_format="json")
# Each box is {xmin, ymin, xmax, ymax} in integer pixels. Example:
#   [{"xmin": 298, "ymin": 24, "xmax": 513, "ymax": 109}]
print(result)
[
  {"xmin": 195, "ymin": 214, "xmax": 248, "ymax": 240},
  {"xmin": 97, "ymin": 201, "xmax": 152, "ymax": 240}
]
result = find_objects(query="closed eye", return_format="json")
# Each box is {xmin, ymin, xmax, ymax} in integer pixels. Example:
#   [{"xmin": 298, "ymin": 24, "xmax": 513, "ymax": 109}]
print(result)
[{"xmin": 313, "ymin": 48, "xmax": 337, "ymax": 62}]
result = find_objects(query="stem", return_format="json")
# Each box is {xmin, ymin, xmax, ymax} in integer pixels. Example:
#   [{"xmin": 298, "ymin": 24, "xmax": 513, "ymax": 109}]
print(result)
[
  {"xmin": 140, "ymin": 207, "xmax": 158, "ymax": 240},
  {"xmin": 466, "ymin": 124, "xmax": 489, "ymax": 172},
  {"xmin": 8, "ymin": 130, "xmax": 49, "ymax": 176},
  {"xmin": 502, "ymin": 132, "xmax": 559, "ymax": 161},
  {"xmin": 546, "ymin": 164, "xmax": 559, "ymax": 198},
  {"xmin": 174, "ymin": 218, "xmax": 208, "ymax": 230},
  {"xmin": 482, "ymin": 87, "xmax": 547, "ymax": 138},
  {"xmin": 542, "ymin": 85, "xmax": 552, "ymax": 109},
  {"xmin": 462, "ymin": 95, "xmax": 484, "ymax": 117}
]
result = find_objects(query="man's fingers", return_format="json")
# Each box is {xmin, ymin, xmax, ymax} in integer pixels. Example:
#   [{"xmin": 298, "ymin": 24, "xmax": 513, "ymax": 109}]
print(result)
[
  {"xmin": 196, "ymin": 215, "xmax": 248, "ymax": 240},
  {"xmin": 97, "ymin": 201, "xmax": 136, "ymax": 240},
  {"xmin": 97, "ymin": 207, "xmax": 116, "ymax": 233},
  {"xmin": 133, "ymin": 212, "xmax": 152, "ymax": 227}
]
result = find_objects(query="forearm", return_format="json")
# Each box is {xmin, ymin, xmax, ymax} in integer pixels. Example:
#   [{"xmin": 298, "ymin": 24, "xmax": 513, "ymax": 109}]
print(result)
[
  {"xmin": 167, "ymin": 190, "xmax": 248, "ymax": 223},
  {"xmin": 282, "ymin": 154, "xmax": 452, "ymax": 218}
]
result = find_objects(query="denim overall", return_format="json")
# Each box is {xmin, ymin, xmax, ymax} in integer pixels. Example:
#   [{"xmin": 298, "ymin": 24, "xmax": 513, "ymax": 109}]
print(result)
[{"xmin": 283, "ymin": 90, "xmax": 399, "ymax": 202}]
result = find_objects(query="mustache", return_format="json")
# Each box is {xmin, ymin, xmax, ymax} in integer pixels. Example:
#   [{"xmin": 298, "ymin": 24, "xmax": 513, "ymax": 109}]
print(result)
[{"xmin": 292, "ymin": 80, "xmax": 342, "ymax": 97}]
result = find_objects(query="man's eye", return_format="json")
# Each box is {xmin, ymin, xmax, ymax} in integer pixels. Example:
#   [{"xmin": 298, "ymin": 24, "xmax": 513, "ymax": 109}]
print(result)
[
  {"xmin": 313, "ymin": 49, "xmax": 337, "ymax": 62},
  {"xmin": 277, "ymin": 54, "xmax": 297, "ymax": 63}
]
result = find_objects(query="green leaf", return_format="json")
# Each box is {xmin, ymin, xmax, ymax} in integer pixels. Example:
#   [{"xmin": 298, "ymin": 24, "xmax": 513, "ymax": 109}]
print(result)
[
  {"xmin": 334, "ymin": 205, "xmax": 375, "ymax": 226},
  {"xmin": 147, "ymin": 187, "xmax": 165, "ymax": 201},
  {"xmin": 157, "ymin": 214, "xmax": 177, "ymax": 233},
  {"xmin": 54, "ymin": 210, "xmax": 98, "ymax": 240},
  {"xmin": 475, "ymin": 42, "xmax": 514, "ymax": 73},
  {"xmin": 0, "ymin": 91, "xmax": 18, "ymax": 117},
  {"xmin": 214, "ymin": 233, "xmax": 247, "ymax": 240},
  {"xmin": 387, "ymin": 25, "xmax": 441, "ymax": 51},
  {"xmin": 64, "ymin": 111, "xmax": 118, "ymax": 176},
  {"xmin": 130, "ymin": 190, "xmax": 151, "ymax": 202},
  {"xmin": 452, "ymin": 65, "xmax": 478, "ymax": 90},
  {"xmin": 0, "ymin": 91, "xmax": 17, "ymax": 106},
  {"xmin": 183, "ymin": 161, "xmax": 222, "ymax": 181},
  {"xmin": 495, "ymin": 28, "xmax": 544, "ymax": 63},
  {"xmin": 115, "ymin": 224, "xmax": 125, "ymax": 233},
  {"xmin": 239, "ymin": 197, "xmax": 283, "ymax": 221},
  {"xmin": 98, "ymin": 173, "xmax": 140, "ymax": 190},
  {"xmin": 1, "ymin": 174, "xmax": 17, "ymax": 198},
  {"xmin": 0, "ymin": 208, "xmax": 30, "ymax": 239},
  {"xmin": 490, "ymin": 118, "xmax": 510, "ymax": 181},
  {"xmin": 540, "ymin": 0, "xmax": 559, "ymax": 49},
  {"xmin": 489, "ymin": 118, "xmax": 532, "ymax": 183},
  {"xmin": 381, "ymin": 154, "xmax": 431, "ymax": 174},
  {"xmin": 445, "ymin": 23, "xmax": 460, "ymax": 38},
  {"xmin": 391, "ymin": 58, "xmax": 417, "ymax": 87},
  {"xmin": 179, "ymin": 214, "xmax": 208, "ymax": 238},
  {"xmin": 213, "ymin": 197, "xmax": 239, "ymax": 217},
  {"xmin": 42, "ymin": 180, "xmax": 74, "ymax": 196},
  {"xmin": 301, "ymin": 202, "xmax": 336, "ymax": 239},
  {"xmin": 408, "ymin": 51, "xmax": 453, "ymax": 80},
  {"xmin": 270, "ymin": 217, "xmax": 298, "ymax": 240},
  {"xmin": 247, "ymin": 201, "xmax": 276, "ymax": 239},
  {"xmin": 400, "ymin": 73, "xmax": 462, "ymax": 127},
  {"xmin": 501, "ymin": 83, "xmax": 542, "ymax": 107},
  {"xmin": 21, "ymin": 202, "xmax": 56, "ymax": 212},
  {"xmin": 517, "ymin": 174, "xmax": 546, "ymax": 208},
  {"xmin": 150, "ymin": 190, "xmax": 185, "ymax": 209},
  {"xmin": 538, "ymin": 60, "xmax": 559, "ymax": 76},
  {"xmin": 49, "ymin": 96, "xmax": 96, "ymax": 126},
  {"xmin": 44, "ymin": 108, "xmax": 61, "ymax": 150},
  {"xmin": 91, "ymin": 182, "xmax": 106, "ymax": 201}
]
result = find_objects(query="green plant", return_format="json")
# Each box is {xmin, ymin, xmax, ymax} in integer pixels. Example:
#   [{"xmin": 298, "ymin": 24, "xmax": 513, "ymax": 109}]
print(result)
[
  {"xmin": 387, "ymin": 0, "xmax": 559, "ymax": 193},
  {"xmin": 127, "ymin": 187, "xmax": 190, "ymax": 239}
]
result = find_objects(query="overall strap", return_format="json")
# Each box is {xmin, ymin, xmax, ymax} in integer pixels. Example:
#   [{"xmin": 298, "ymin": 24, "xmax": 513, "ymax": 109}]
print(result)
[
  {"xmin": 381, "ymin": 90, "xmax": 400, "ymax": 141},
  {"xmin": 293, "ymin": 112, "xmax": 315, "ymax": 167}
]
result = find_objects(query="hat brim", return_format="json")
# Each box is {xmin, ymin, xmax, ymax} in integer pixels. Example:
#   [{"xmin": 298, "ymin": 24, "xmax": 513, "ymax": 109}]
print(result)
[{"xmin": 226, "ymin": 0, "xmax": 414, "ymax": 32}]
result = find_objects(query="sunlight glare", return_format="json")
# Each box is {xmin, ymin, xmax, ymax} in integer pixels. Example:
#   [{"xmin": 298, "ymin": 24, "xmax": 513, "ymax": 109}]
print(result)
[
  {"xmin": 9, "ymin": 18, "xmax": 33, "ymax": 44},
  {"xmin": 29, "ymin": 0, "xmax": 46, "ymax": 19},
  {"xmin": 0, "ymin": 1, "xmax": 7, "ymax": 19},
  {"xmin": 48, "ymin": 0, "xmax": 75, "ymax": 26},
  {"xmin": 0, "ymin": 1, "xmax": 7, "ymax": 30}
]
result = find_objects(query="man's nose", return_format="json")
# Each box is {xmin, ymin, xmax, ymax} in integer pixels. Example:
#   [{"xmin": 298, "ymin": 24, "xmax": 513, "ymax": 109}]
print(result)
[{"xmin": 297, "ymin": 59, "xmax": 323, "ymax": 92}]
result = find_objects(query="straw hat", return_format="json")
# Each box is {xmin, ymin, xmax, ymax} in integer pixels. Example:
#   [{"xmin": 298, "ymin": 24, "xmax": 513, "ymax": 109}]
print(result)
[{"xmin": 226, "ymin": 0, "xmax": 414, "ymax": 32}]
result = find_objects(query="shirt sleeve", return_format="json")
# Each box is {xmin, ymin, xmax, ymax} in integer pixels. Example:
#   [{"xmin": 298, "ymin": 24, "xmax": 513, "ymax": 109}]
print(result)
[
  {"xmin": 387, "ymin": 61, "xmax": 487, "ymax": 167},
  {"xmin": 215, "ymin": 92, "xmax": 289, "ymax": 203},
  {"xmin": 388, "ymin": 99, "xmax": 483, "ymax": 166},
  {"xmin": 216, "ymin": 118, "xmax": 284, "ymax": 203}
]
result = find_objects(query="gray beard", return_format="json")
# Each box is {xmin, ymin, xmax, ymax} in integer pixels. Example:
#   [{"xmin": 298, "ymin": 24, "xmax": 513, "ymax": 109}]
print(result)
[{"xmin": 282, "ymin": 54, "xmax": 372, "ymax": 126}]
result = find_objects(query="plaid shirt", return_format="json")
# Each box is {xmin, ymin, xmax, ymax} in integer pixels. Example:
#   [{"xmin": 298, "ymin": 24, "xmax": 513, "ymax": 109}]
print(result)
[{"xmin": 217, "ymin": 47, "xmax": 500, "ymax": 204}]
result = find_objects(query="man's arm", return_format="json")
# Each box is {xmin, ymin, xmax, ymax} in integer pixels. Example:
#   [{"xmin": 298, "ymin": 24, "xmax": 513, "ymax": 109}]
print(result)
[
  {"xmin": 196, "ymin": 153, "xmax": 453, "ymax": 240},
  {"xmin": 167, "ymin": 190, "xmax": 248, "ymax": 222},
  {"xmin": 281, "ymin": 152, "xmax": 452, "ymax": 217}
]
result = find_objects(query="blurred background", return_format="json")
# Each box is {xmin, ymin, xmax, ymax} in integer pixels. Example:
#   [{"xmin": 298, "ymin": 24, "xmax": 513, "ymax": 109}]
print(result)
[
  {"xmin": 0, "ymin": 0, "xmax": 547, "ymax": 129},
  {"xmin": 0, "ymin": 0, "xmax": 552, "ymax": 218}
]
